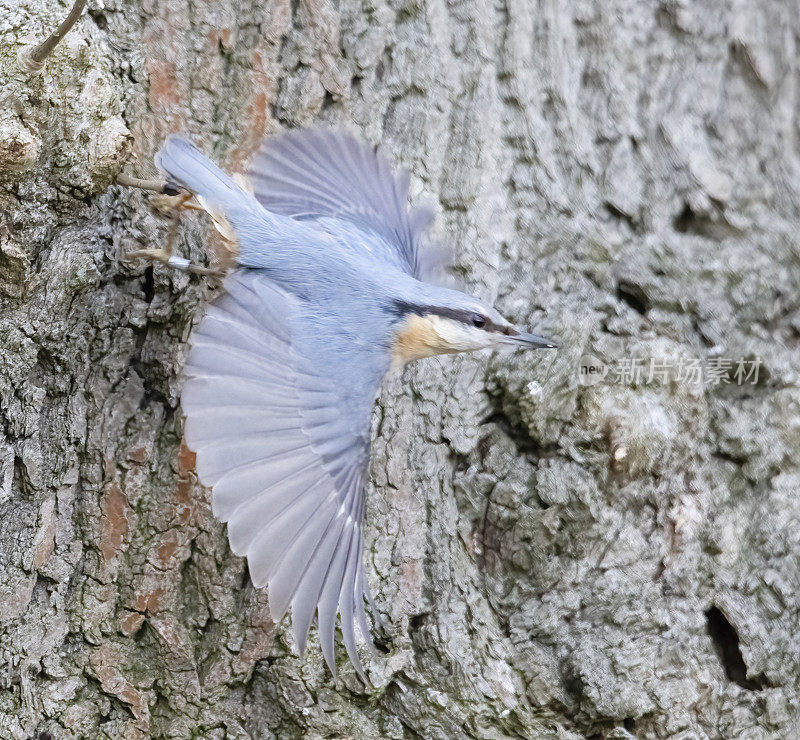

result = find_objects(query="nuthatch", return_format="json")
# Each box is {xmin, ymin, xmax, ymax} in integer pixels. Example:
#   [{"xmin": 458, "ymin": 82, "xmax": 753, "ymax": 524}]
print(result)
[{"xmin": 140, "ymin": 128, "xmax": 556, "ymax": 679}]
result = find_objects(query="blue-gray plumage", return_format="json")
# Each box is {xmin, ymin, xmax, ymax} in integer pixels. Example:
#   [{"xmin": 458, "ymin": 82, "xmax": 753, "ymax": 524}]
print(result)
[{"xmin": 154, "ymin": 128, "xmax": 556, "ymax": 680}]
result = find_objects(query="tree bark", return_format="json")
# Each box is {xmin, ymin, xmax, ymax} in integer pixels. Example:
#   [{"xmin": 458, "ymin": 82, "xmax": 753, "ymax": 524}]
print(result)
[{"xmin": 1, "ymin": 0, "xmax": 799, "ymax": 737}]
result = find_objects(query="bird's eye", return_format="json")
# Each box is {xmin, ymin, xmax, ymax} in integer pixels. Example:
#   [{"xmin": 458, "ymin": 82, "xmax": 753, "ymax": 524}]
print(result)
[{"xmin": 472, "ymin": 314, "xmax": 486, "ymax": 328}]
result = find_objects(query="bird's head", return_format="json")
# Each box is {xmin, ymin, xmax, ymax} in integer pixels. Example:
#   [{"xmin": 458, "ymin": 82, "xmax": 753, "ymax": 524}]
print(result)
[{"xmin": 390, "ymin": 289, "xmax": 557, "ymax": 368}]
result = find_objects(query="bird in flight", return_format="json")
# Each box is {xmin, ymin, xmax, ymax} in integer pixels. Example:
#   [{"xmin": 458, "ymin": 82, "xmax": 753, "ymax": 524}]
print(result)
[{"xmin": 141, "ymin": 128, "xmax": 556, "ymax": 680}]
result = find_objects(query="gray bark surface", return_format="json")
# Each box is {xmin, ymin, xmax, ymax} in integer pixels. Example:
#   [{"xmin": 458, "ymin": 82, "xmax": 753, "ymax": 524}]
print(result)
[{"xmin": 1, "ymin": 0, "xmax": 799, "ymax": 737}]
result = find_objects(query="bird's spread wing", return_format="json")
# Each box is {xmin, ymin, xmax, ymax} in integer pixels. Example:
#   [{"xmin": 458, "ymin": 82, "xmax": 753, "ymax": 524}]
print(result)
[
  {"xmin": 181, "ymin": 270, "xmax": 387, "ymax": 678},
  {"xmin": 246, "ymin": 127, "xmax": 447, "ymax": 280}
]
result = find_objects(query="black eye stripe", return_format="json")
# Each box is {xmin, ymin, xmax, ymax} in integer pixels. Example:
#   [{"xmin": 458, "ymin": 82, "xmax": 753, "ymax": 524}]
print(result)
[{"xmin": 393, "ymin": 301, "xmax": 516, "ymax": 335}]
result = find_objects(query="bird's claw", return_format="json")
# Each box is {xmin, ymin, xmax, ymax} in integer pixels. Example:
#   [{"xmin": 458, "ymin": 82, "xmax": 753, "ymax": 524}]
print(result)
[
  {"xmin": 149, "ymin": 192, "xmax": 205, "ymax": 213},
  {"xmin": 128, "ymin": 248, "xmax": 171, "ymax": 264}
]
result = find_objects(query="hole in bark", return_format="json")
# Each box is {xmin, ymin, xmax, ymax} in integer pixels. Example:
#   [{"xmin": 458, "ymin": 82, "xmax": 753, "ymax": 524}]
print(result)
[
  {"xmin": 35, "ymin": 733, "xmax": 53, "ymax": 740},
  {"xmin": 409, "ymin": 613, "xmax": 428, "ymax": 632},
  {"xmin": 13, "ymin": 455, "xmax": 29, "ymax": 496},
  {"xmin": 623, "ymin": 717, "xmax": 636, "ymax": 732},
  {"xmin": 705, "ymin": 606, "xmax": 765, "ymax": 691},
  {"xmin": 673, "ymin": 201, "xmax": 742, "ymax": 239},
  {"xmin": 88, "ymin": 9, "xmax": 108, "ymax": 30},
  {"xmin": 321, "ymin": 90, "xmax": 337, "ymax": 112},
  {"xmin": 371, "ymin": 630, "xmax": 391, "ymax": 655},
  {"xmin": 37, "ymin": 347, "xmax": 56, "ymax": 375},
  {"xmin": 240, "ymin": 565, "xmax": 253, "ymax": 592},
  {"xmin": 673, "ymin": 202, "xmax": 697, "ymax": 233},
  {"xmin": 143, "ymin": 265, "xmax": 155, "ymax": 303},
  {"xmin": 616, "ymin": 280, "xmax": 649, "ymax": 315}
]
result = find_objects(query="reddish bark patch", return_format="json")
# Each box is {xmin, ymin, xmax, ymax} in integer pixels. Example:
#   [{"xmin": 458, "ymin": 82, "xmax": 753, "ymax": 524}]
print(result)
[
  {"xmin": 249, "ymin": 91, "xmax": 268, "ymax": 146},
  {"xmin": 127, "ymin": 446, "xmax": 148, "ymax": 464},
  {"xmin": 131, "ymin": 588, "xmax": 164, "ymax": 614},
  {"xmin": 156, "ymin": 530, "xmax": 178, "ymax": 567},
  {"xmin": 174, "ymin": 441, "xmax": 197, "ymax": 525},
  {"xmin": 119, "ymin": 610, "xmax": 146, "ymax": 637},
  {"xmin": 131, "ymin": 7, "xmax": 189, "ymax": 155},
  {"xmin": 90, "ymin": 644, "xmax": 150, "ymax": 731},
  {"xmin": 207, "ymin": 27, "xmax": 234, "ymax": 52},
  {"xmin": 146, "ymin": 59, "xmax": 181, "ymax": 108},
  {"xmin": 178, "ymin": 442, "xmax": 196, "ymax": 474},
  {"xmin": 176, "ymin": 479, "xmax": 194, "ymax": 526},
  {"xmin": 399, "ymin": 559, "xmax": 423, "ymax": 606},
  {"xmin": 225, "ymin": 28, "xmax": 289, "ymax": 169},
  {"xmin": 99, "ymin": 480, "xmax": 129, "ymax": 563},
  {"xmin": 233, "ymin": 610, "xmax": 276, "ymax": 678}
]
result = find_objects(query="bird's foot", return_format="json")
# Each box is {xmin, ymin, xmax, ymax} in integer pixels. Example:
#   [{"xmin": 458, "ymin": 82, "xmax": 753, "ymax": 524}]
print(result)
[
  {"xmin": 119, "ymin": 172, "xmax": 231, "ymax": 276},
  {"xmin": 128, "ymin": 249, "xmax": 224, "ymax": 277},
  {"xmin": 150, "ymin": 192, "xmax": 206, "ymax": 214}
]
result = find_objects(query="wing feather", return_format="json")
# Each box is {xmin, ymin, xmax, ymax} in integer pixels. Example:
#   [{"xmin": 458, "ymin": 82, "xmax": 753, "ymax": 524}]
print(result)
[
  {"xmin": 247, "ymin": 127, "xmax": 444, "ymax": 280},
  {"xmin": 354, "ymin": 535, "xmax": 378, "ymax": 656},
  {"xmin": 210, "ymin": 452, "xmax": 316, "ymax": 520},
  {"xmin": 181, "ymin": 269, "xmax": 385, "ymax": 678},
  {"xmin": 192, "ymin": 434, "xmax": 311, "ymax": 482},
  {"xmin": 289, "ymin": 463, "xmax": 361, "ymax": 652},
  {"xmin": 337, "ymin": 528, "xmax": 367, "ymax": 680},
  {"xmin": 243, "ymin": 481, "xmax": 332, "ymax": 589},
  {"xmin": 291, "ymin": 512, "xmax": 348, "ymax": 654},
  {"xmin": 267, "ymin": 495, "xmax": 341, "ymax": 620},
  {"xmin": 183, "ymin": 408, "xmax": 300, "ymax": 445},
  {"xmin": 317, "ymin": 520, "xmax": 357, "ymax": 675},
  {"xmin": 182, "ymin": 376, "xmax": 303, "ymax": 412},
  {"xmin": 186, "ymin": 340, "xmax": 299, "ymax": 386},
  {"xmin": 224, "ymin": 463, "xmax": 324, "ymax": 552}
]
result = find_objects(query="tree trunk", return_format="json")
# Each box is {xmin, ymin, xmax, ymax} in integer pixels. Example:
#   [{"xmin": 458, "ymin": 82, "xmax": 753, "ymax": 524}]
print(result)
[{"xmin": 1, "ymin": 0, "xmax": 799, "ymax": 737}]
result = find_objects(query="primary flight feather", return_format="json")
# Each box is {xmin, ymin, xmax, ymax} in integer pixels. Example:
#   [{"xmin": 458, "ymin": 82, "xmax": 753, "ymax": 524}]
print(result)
[{"xmin": 155, "ymin": 127, "xmax": 556, "ymax": 679}]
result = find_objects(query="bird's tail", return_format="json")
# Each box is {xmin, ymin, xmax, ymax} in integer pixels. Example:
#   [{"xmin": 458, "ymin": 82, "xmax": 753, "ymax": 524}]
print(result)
[{"xmin": 155, "ymin": 134, "xmax": 255, "ymax": 221}]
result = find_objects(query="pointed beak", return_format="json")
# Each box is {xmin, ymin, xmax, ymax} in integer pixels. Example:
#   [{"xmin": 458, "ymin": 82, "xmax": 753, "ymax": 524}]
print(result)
[{"xmin": 501, "ymin": 329, "xmax": 559, "ymax": 349}]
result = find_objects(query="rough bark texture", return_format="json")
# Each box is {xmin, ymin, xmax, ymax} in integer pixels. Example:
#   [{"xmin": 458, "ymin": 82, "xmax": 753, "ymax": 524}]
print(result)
[{"xmin": 1, "ymin": 0, "xmax": 799, "ymax": 737}]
